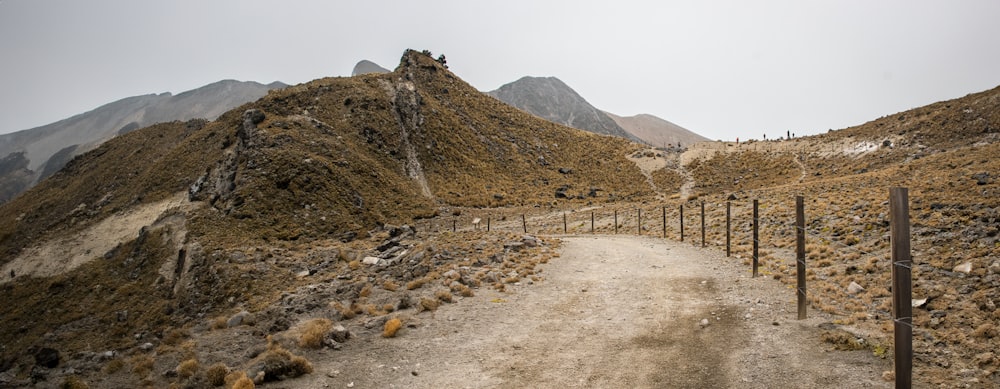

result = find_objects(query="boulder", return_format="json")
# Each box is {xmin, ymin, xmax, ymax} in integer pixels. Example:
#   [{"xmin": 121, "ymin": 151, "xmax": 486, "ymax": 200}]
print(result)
[
  {"xmin": 33, "ymin": 348, "xmax": 59, "ymax": 369},
  {"xmin": 847, "ymin": 282, "xmax": 865, "ymax": 295}
]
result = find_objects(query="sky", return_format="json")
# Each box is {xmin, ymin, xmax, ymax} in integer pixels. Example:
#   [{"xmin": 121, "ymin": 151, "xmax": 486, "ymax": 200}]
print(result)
[{"xmin": 1, "ymin": 0, "xmax": 999, "ymax": 141}]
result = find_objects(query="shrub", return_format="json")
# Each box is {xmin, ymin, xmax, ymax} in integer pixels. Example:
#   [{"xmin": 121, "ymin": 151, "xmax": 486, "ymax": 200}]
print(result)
[
  {"xmin": 176, "ymin": 358, "xmax": 199, "ymax": 379},
  {"xmin": 298, "ymin": 318, "xmax": 333, "ymax": 349},
  {"xmin": 418, "ymin": 297, "xmax": 439, "ymax": 312},
  {"xmin": 383, "ymin": 318, "xmax": 402, "ymax": 338},
  {"xmin": 130, "ymin": 355, "xmax": 155, "ymax": 377},
  {"xmin": 206, "ymin": 363, "xmax": 229, "ymax": 387},
  {"xmin": 435, "ymin": 290, "xmax": 454, "ymax": 303},
  {"xmin": 226, "ymin": 371, "xmax": 255, "ymax": 389},
  {"xmin": 60, "ymin": 376, "xmax": 90, "ymax": 389},
  {"xmin": 382, "ymin": 280, "xmax": 399, "ymax": 291}
]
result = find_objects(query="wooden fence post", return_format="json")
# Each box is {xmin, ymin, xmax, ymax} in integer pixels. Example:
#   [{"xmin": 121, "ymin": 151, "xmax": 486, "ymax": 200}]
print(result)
[
  {"xmin": 890, "ymin": 187, "xmax": 912, "ymax": 389},
  {"xmin": 637, "ymin": 208, "xmax": 642, "ymax": 236},
  {"xmin": 662, "ymin": 206, "xmax": 667, "ymax": 238},
  {"xmin": 796, "ymin": 195, "xmax": 807, "ymax": 320},
  {"xmin": 700, "ymin": 201, "xmax": 706, "ymax": 247},
  {"xmin": 487, "ymin": 217, "xmax": 491, "ymax": 232},
  {"xmin": 453, "ymin": 218, "xmax": 457, "ymax": 232},
  {"xmin": 563, "ymin": 212, "xmax": 567, "ymax": 234},
  {"xmin": 680, "ymin": 204, "xmax": 685, "ymax": 242},
  {"xmin": 614, "ymin": 210, "xmax": 618, "ymax": 234},
  {"xmin": 522, "ymin": 214, "xmax": 527, "ymax": 234},
  {"xmin": 752, "ymin": 199, "xmax": 759, "ymax": 278},
  {"xmin": 726, "ymin": 201, "xmax": 731, "ymax": 257},
  {"xmin": 591, "ymin": 211, "xmax": 594, "ymax": 234}
]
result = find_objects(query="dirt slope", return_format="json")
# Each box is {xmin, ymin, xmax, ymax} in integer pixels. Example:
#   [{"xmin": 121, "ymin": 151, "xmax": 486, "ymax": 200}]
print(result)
[{"xmin": 297, "ymin": 235, "xmax": 889, "ymax": 388}]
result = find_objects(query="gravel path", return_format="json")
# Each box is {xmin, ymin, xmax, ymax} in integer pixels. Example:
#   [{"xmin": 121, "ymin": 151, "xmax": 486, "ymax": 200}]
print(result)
[{"xmin": 299, "ymin": 235, "xmax": 891, "ymax": 388}]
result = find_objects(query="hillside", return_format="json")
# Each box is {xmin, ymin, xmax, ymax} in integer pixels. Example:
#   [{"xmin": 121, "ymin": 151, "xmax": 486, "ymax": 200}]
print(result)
[
  {"xmin": 488, "ymin": 76, "xmax": 643, "ymax": 143},
  {"xmin": 0, "ymin": 79, "xmax": 287, "ymax": 203},
  {"xmin": 0, "ymin": 49, "xmax": 996, "ymax": 387},
  {"xmin": 605, "ymin": 111, "xmax": 708, "ymax": 148},
  {"xmin": 0, "ymin": 50, "xmax": 651, "ymax": 388}
]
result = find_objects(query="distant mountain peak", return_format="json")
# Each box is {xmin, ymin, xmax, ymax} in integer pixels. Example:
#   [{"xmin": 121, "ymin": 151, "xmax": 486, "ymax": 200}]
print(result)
[
  {"xmin": 352, "ymin": 60, "xmax": 391, "ymax": 76},
  {"xmin": 488, "ymin": 76, "xmax": 643, "ymax": 143}
]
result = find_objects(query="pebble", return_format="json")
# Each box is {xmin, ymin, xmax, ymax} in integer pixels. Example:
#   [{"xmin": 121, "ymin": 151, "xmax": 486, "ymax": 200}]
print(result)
[
  {"xmin": 699, "ymin": 318, "xmax": 710, "ymax": 328},
  {"xmin": 953, "ymin": 262, "xmax": 972, "ymax": 274}
]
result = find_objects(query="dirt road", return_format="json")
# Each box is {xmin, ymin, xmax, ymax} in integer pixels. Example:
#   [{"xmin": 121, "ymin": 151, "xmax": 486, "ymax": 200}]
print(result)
[{"xmin": 300, "ymin": 235, "xmax": 890, "ymax": 388}]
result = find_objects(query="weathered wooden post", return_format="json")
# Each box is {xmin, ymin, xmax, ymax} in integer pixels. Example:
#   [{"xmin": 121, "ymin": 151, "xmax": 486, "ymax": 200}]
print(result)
[
  {"xmin": 487, "ymin": 217, "xmax": 491, "ymax": 232},
  {"xmin": 637, "ymin": 208, "xmax": 642, "ymax": 236},
  {"xmin": 700, "ymin": 201, "xmax": 706, "ymax": 247},
  {"xmin": 662, "ymin": 206, "xmax": 667, "ymax": 238},
  {"xmin": 453, "ymin": 218, "xmax": 457, "ymax": 232},
  {"xmin": 563, "ymin": 212, "xmax": 567, "ymax": 234},
  {"xmin": 522, "ymin": 214, "xmax": 527, "ymax": 233},
  {"xmin": 891, "ymin": 188, "xmax": 912, "ymax": 389},
  {"xmin": 680, "ymin": 204, "xmax": 685, "ymax": 242},
  {"xmin": 752, "ymin": 199, "xmax": 759, "ymax": 278},
  {"xmin": 614, "ymin": 210, "xmax": 618, "ymax": 234},
  {"xmin": 591, "ymin": 211, "xmax": 595, "ymax": 234},
  {"xmin": 796, "ymin": 195, "xmax": 806, "ymax": 320},
  {"xmin": 726, "ymin": 201, "xmax": 731, "ymax": 257}
]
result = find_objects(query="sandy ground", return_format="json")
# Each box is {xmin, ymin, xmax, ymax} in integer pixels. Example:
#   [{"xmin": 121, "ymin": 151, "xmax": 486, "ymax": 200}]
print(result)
[
  {"xmin": 295, "ymin": 235, "xmax": 891, "ymax": 388},
  {"xmin": 1, "ymin": 193, "xmax": 189, "ymax": 284}
]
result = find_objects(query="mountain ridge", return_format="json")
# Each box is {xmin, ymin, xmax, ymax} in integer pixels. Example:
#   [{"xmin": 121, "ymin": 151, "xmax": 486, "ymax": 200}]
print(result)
[
  {"xmin": 487, "ymin": 76, "xmax": 644, "ymax": 143},
  {"xmin": 0, "ymin": 79, "xmax": 287, "ymax": 203}
]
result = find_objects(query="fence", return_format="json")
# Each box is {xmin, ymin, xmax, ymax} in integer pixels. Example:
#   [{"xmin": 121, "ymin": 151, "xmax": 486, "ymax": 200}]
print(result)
[{"xmin": 417, "ymin": 187, "xmax": 914, "ymax": 387}]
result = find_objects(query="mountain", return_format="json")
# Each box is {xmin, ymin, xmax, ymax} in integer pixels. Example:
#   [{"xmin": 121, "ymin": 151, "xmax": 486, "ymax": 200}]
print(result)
[
  {"xmin": 352, "ymin": 60, "xmax": 391, "ymax": 76},
  {"xmin": 1, "ymin": 48, "xmax": 995, "ymax": 387},
  {"xmin": 488, "ymin": 76, "xmax": 644, "ymax": 143},
  {"xmin": 0, "ymin": 79, "xmax": 287, "ymax": 203},
  {"xmin": 604, "ymin": 111, "xmax": 708, "ymax": 148},
  {"xmin": 0, "ymin": 50, "xmax": 652, "ymax": 387}
]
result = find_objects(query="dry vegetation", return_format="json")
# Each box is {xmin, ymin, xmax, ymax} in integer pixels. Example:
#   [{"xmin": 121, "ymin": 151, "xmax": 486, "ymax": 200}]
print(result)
[{"xmin": 0, "ymin": 49, "xmax": 996, "ymax": 387}]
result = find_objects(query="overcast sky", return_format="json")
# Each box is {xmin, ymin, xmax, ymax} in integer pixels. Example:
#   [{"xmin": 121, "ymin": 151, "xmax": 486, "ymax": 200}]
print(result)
[{"xmin": 2, "ymin": 0, "xmax": 999, "ymax": 141}]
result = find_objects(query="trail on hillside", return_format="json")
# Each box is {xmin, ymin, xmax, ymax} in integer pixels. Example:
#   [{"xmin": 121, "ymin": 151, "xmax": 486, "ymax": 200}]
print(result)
[{"xmin": 300, "ymin": 236, "xmax": 889, "ymax": 388}]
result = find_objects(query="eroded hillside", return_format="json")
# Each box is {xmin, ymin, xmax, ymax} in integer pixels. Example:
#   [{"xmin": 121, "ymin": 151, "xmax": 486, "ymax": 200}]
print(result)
[{"xmin": 0, "ymin": 50, "xmax": 652, "ymax": 388}]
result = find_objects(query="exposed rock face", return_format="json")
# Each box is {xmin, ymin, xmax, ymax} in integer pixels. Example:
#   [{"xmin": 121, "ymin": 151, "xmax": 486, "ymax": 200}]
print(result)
[
  {"xmin": 604, "ymin": 111, "xmax": 708, "ymax": 148},
  {"xmin": 352, "ymin": 60, "xmax": 391, "ymax": 76},
  {"xmin": 0, "ymin": 79, "xmax": 287, "ymax": 204},
  {"xmin": 488, "ymin": 76, "xmax": 643, "ymax": 143}
]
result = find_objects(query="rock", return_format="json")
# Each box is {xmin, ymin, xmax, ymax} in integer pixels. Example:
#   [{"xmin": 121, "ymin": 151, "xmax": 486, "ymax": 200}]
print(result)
[
  {"xmin": 362, "ymin": 256, "xmax": 380, "ymax": 265},
  {"xmin": 504, "ymin": 242, "xmax": 525, "ymax": 251},
  {"xmin": 295, "ymin": 270, "xmax": 310, "ymax": 278},
  {"xmin": 847, "ymin": 281, "xmax": 865, "ymax": 295},
  {"xmin": 33, "ymin": 348, "xmax": 59, "ymax": 368},
  {"xmin": 228, "ymin": 310, "xmax": 251, "ymax": 327},
  {"xmin": 953, "ymin": 262, "xmax": 973, "ymax": 274},
  {"xmin": 727, "ymin": 193, "xmax": 738, "ymax": 201},
  {"xmin": 972, "ymin": 172, "xmax": 992, "ymax": 185},
  {"xmin": 521, "ymin": 235, "xmax": 540, "ymax": 247},
  {"xmin": 244, "ymin": 109, "xmax": 265, "ymax": 125},
  {"xmin": 329, "ymin": 324, "xmax": 351, "ymax": 343},
  {"xmin": 139, "ymin": 342, "xmax": 154, "ymax": 351},
  {"xmin": 699, "ymin": 318, "xmax": 710, "ymax": 328},
  {"xmin": 558, "ymin": 167, "xmax": 573, "ymax": 174},
  {"xmin": 912, "ymin": 298, "xmax": 928, "ymax": 308},
  {"xmin": 554, "ymin": 185, "xmax": 570, "ymax": 199}
]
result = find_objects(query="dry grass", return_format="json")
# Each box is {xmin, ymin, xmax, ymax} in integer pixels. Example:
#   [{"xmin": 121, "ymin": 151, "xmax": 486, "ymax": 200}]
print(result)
[
  {"xmin": 298, "ymin": 318, "xmax": 333, "ymax": 349},
  {"xmin": 434, "ymin": 289, "xmax": 454, "ymax": 303},
  {"xmin": 60, "ymin": 376, "xmax": 90, "ymax": 389},
  {"xmin": 176, "ymin": 358, "xmax": 199, "ymax": 379},
  {"xmin": 383, "ymin": 318, "xmax": 403, "ymax": 338},
  {"xmin": 382, "ymin": 280, "xmax": 400, "ymax": 291},
  {"xmin": 418, "ymin": 297, "xmax": 440, "ymax": 312},
  {"xmin": 205, "ymin": 363, "xmax": 229, "ymax": 387},
  {"xmin": 226, "ymin": 371, "xmax": 255, "ymax": 389}
]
